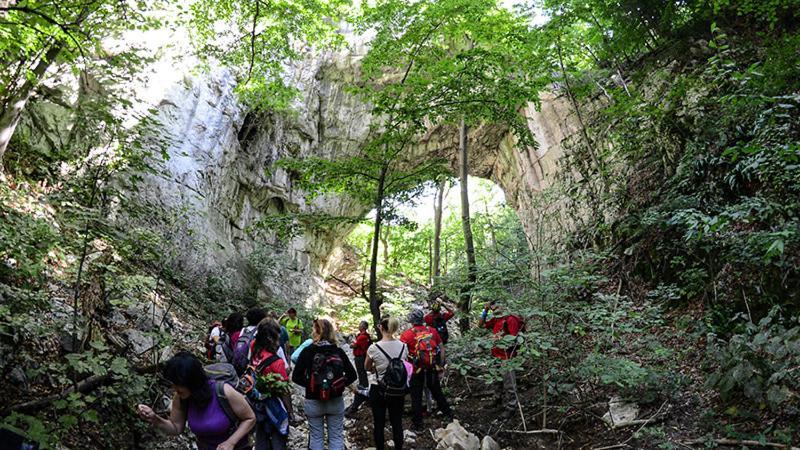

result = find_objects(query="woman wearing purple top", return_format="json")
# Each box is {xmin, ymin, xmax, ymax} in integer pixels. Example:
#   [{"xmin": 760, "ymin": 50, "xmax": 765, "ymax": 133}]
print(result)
[{"xmin": 137, "ymin": 352, "xmax": 255, "ymax": 450}]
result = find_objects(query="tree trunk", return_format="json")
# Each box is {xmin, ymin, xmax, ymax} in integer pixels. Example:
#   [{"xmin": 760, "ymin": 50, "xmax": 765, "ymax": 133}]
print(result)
[
  {"xmin": 458, "ymin": 119, "xmax": 476, "ymax": 332},
  {"xmin": 369, "ymin": 165, "xmax": 389, "ymax": 331},
  {"xmin": 432, "ymin": 179, "xmax": 445, "ymax": 282},
  {"xmin": 428, "ymin": 236, "xmax": 433, "ymax": 286},
  {"xmin": 0, "ymin": 44, "xmax": 62, "ymax": 165},
  {"xmin": 485, "ymin": 200, "xmax": 498, "ymax": 258},
  {"xmin": 380, "ymin": 224, "xmax": 390, "ymax": 267}
]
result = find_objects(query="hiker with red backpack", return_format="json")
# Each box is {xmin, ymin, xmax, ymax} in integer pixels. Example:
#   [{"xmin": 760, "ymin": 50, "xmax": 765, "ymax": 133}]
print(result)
[
  {"xmin": 250, "ymin": 318, "xmax": 295, "ymax": 450},
  {"xmin": 400, "ymin": 308, "xmax": 454, "ymax": 430},
  {"xmin": 136, "ymin": 351, "xmax": 255, "ymax": 450},
  {"xmin": 292, "ymin": 318, "xmax": 357, "ymax": 450},
  {"xmin": 479, "ymin": 301, "xmax": 525, "ymax": 419},
  {"xmin": 365, "ymin": 315, "xmax": 410, "ymax": 450},
  {"xmin": 207, "ymin": 312, "xmax": 243, "ymax": 364}
]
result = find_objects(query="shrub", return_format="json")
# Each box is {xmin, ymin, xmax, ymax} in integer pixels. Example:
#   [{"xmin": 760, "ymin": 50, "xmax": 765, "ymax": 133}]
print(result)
[{"xmin": 707, "ymin": 307, "xmax": 800, "ymax": 410}]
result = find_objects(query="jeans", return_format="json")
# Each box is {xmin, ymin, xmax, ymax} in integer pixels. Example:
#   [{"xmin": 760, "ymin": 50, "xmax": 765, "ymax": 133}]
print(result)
[
  {"xmin": 304, "ymin": 397, "xmax": 345, "ymax": 450},
  {"xmin": 494, "ymin": 368, "xmax": 517, "ymax": 411},
  {"xmin": 409, "ymin": 369, "xmax": 452, "ymax": 426},
  {"xmin": 255, "ymin": 424, "xmax": 288, "ymax": 450},
  {"xmin": 354, "ymin": 355, "xmax": 369, "ymax": 388},
  {"xmin": 369, "ymin": 385, "xmax": 404, "ymax": 450}
]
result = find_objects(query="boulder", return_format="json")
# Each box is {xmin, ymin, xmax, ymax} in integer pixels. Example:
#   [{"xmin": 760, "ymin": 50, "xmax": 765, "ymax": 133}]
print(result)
[
  {"xmin": 9, "ymin": 366, "xmax": 28, "ymax": 387},
  {"xmin": 108, "ymin": 309, "xmax": 128, "ymax": 327},
  {"xmin": 435, "ymin": 420, "xmax": 481, "ymax": 450},
  {"xmin": 481, "ymin": 436, "xmax": 500, "ymax": 450},
  {"xmin": 123, "ymin": 329, "xmax": 154, "ymax": 355},
  {"xmin": 59, "ymin": 331, "xmax": 83, "ymax": 353},
  {"xmin": 126, "ymin": 302, "xmax": 168, "ymax": 331},
  {"xmin": 601, "ymin": 396, "xmax": 639, "ymax": 428}
]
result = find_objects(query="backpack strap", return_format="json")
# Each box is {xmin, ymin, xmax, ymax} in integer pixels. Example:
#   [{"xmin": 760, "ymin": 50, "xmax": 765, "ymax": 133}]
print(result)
[
  {"xmin": 374, "ymin": 343, "xmax": 391, "ymax": 360},
  {"xmin": 375, "ymin": 342, "xmax": 406, "ymax": 361},
  {"xmin": 375, "ymin": 342, "xmax": 407, "ymax": 361},
  {"xmin": 214, "ymin": 381, "xmax": 238, "ymax": 428},
  {"xmin": 254, "ymin": 353, "xmax": 282, "ymax": 374}
]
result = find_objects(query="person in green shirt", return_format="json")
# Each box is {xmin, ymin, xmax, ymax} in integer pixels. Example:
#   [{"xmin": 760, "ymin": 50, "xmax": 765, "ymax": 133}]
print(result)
[{"xmin": 280, "ymin": 307, "xmax": 303, "ymax": 354}]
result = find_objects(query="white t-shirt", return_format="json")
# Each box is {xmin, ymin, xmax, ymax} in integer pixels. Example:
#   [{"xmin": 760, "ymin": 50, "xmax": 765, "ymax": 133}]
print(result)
[
  {"xmin": 209, "ymin": 326, "xmax": 222, "ymax": 341},
  {"xmin": 367, "ymin": 340, "xmax": 408, "ymax": 380}
]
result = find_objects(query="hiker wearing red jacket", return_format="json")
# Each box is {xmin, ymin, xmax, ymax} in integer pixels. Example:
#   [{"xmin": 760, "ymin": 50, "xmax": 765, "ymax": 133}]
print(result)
[
  {"xmin": 424, "ymin": 300, "xmax": 455, "ymax": 346},
  {"xmin": 479, "ymin": 301, "xmax": 524, "ymax": 419},
  {"xmin": 352, "ymin": 320, "xmax": 372, "ymax": 389},
  {"xmin": 400, "ymin": 308, "xmax": 454, "ymax": 430}
]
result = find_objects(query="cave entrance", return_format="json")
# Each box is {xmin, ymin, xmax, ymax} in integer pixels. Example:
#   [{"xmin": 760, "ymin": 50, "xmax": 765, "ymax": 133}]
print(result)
[{"xmin": 326, "ymin": 176, "xmax": 525, "ymax": 331}]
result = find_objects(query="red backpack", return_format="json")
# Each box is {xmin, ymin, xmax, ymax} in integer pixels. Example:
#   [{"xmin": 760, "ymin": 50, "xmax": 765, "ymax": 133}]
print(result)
[
  {"xmin": 501, "ymin": 315, "xmax": 526, "ymax": 355},
  {"xmin": 411, "ymin": 326, "xmax": 440, "ymax": 370}
]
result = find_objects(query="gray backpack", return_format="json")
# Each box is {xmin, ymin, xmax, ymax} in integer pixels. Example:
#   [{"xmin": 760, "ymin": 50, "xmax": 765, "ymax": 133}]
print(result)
[{"xmin": 204, "ymin": 362, "xmax": 242, "ymax": 426}]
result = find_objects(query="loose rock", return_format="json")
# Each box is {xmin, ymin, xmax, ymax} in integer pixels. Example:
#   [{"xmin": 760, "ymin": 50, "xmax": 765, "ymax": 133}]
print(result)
[{"xmin": 435, "ymin": 420, "xmax": 481, "ymax": 450}]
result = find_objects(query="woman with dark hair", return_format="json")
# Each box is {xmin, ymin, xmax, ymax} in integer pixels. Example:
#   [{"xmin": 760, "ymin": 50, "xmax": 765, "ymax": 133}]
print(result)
[
  {"xmin": 250, "ymin": 318, "xmax": 295, "ymax": 450},
  {"xmin": 225, "ymin": 312, "xmax": 244, "ymax": 345},
  {"xmin": 137, "ymin": 352, "xmax": 255, "ymax": 450}
]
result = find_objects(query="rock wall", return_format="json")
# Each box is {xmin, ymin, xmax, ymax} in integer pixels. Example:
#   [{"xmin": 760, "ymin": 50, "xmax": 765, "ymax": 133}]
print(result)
[
  {"xmin": 11, "ymin": 13, "xmax": 583, "ymax": 305},
  {"xmin": 136, "ymin": 40, "xmax": 579, "ymax": 306}
]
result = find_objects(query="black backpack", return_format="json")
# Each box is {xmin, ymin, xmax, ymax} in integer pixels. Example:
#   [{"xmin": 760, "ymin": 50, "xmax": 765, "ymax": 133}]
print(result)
[
  {"xmin": 433, "ymin": 315, "xmax": 449, "ymax": 344},
  {"xmin": 375, "ymin": 343, "xmax": 408, "ymax": 397},
  {"xmin": 309, "ymin": 346, "xmax": 347, "ymax": 400}
]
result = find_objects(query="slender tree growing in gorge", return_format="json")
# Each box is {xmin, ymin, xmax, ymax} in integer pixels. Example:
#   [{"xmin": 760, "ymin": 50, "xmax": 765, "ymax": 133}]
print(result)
[
  {"xmin": 458, "ymin": 119, "xmax": 477, "ymax": 330},
  {"xmin": 277, "ymin": 129, "xmax": 447, "ymax": 330},
  {"xmin": 432, "ymin": 178, "xmax": 447, "ymax": 282}
]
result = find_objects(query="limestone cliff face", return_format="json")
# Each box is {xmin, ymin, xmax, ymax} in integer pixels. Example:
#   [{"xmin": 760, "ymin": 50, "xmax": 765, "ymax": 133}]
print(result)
[
  {"xmin": 141, "ymin": 44, "xmax": 577, "ymax": 305},
  {"xmin": 141, "ymin": 48, "xmax": 376, "ymax": 305}
]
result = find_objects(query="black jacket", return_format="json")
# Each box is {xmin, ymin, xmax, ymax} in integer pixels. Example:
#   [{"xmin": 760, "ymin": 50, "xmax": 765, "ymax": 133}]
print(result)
[{"xmin": 292, "ymin": 341, "xmax": 357, "ymax": 400}]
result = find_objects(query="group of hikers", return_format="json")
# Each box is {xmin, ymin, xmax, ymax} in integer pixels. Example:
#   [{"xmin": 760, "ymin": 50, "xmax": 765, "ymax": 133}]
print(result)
[{"xmin": 136, "ymin": 297, "xmax": 524, "ymax": 450}]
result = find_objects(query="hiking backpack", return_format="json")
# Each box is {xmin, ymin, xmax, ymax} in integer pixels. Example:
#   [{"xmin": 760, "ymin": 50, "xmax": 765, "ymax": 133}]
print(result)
[
  {"xmin": 218, "ymin": 333, "xmax": 234, "ymax": 362},
  {"xmin": 374, "ymin": 343, "xmax": 409, "ymax": 397},
  {"xmin": 201, "ymin": 362, "xmax": 241, "ymax": 436},
  {"xmin": 501, "ymin": 315, "xmax": 526, "ymax": 356},
  {"xmin": 309, "ymin": 347, "xmax": 347, "ymax": 400},
  {"xmin": 205, "ymin": 357, "xmax": 285, "ymax": 427},
  {"xmin": 232, "ymin": 327, "xmax": 258, "ymax": 375},
  {"xmin": 432, "ymin": 315, "xmax": 449, "ymax": 345},
  {"xmin": 411, "ymin": 326, "xmax": 440, "ymax": 370}
]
